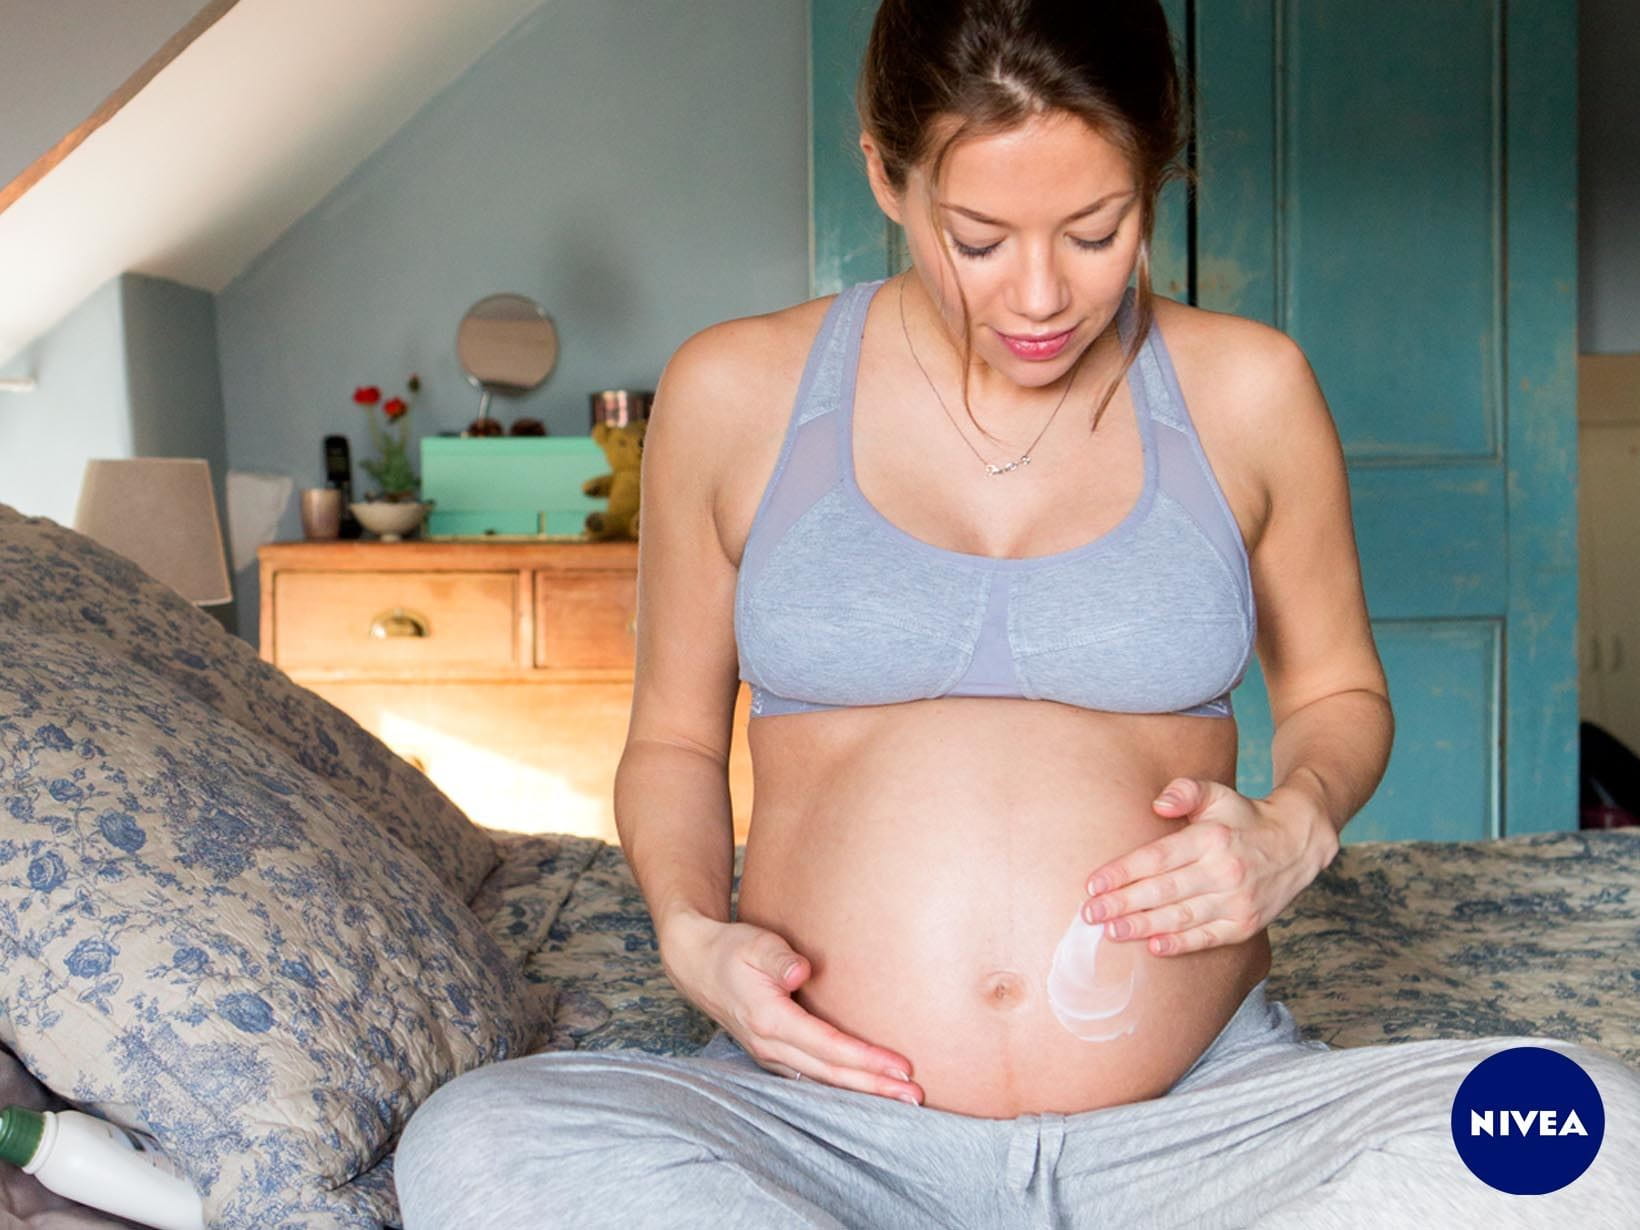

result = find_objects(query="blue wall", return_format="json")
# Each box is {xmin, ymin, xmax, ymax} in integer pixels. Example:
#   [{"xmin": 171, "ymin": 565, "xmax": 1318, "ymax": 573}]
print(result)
[
  {"xmin": 217, "ymin": 0, "xmax": 810, "ymax": 641},
  {"xmin": 122, "ymin": 275, "xmax": 228, "ymax": 472},
  {"xmin": 0, "ymin": 279, "xmax": 129, "ymax": 526},
  {"xmin": 0, "ymin": 272, "xmax": 228, "ymax": 526},
  {"xmin": 0, "ymin": 271, "xmax": 234, "ymax": 630}
]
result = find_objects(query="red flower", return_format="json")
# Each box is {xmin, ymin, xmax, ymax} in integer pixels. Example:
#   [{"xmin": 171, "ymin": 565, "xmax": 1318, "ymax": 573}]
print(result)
[
  {"xmin": 354, "ymin": 385, "xmax": 381, "ymax": 405},
  {"xmin": 382, "ymin": 397, "xmax": 409, "ymax": 420}
]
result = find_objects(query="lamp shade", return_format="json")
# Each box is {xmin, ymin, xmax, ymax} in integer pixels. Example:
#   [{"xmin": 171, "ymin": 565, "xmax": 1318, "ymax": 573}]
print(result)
[{"xmin": 74, "ymin": 458, "xmax": 233, "ymax": 606}]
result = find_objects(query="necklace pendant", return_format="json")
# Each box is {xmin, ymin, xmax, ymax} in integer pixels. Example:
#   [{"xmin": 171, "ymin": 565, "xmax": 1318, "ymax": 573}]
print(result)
[{"xmin": 987, "ymin": 454, "xmax": 1030, "ymax": 476}]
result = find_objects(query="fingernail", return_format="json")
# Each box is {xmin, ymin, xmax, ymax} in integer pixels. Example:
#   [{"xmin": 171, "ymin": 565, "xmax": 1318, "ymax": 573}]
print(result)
[
  {"xmin": 896, "ymin": 1094, "xmax": 920, "ymax": 1106},
  {"xmin": 890, "ymin": 1068, "xmax": 909, "ymax": 1082},
  {"xmin": 1087, "ymin": 876, "xmax": 1106, "ymax": 895},
  {"xmin": 1085, "ymin": 901, "xmax": 1107, "ymax": 922}
]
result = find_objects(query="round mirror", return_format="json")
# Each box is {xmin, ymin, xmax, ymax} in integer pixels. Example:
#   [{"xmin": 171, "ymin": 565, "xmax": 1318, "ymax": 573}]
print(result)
[{"xmin": 456, "ymin": 293, "xmax": 559, "ymax": 427}]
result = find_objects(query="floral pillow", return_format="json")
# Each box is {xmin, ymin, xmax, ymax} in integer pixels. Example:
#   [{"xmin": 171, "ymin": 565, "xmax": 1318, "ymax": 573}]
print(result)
[
  {"xmin": 0, "ymin": 624, "xmax": 539, "ymax": 1227},
  {"xmin": 0, "ymin": 504, "xmax": 496, "ymax": 901}
]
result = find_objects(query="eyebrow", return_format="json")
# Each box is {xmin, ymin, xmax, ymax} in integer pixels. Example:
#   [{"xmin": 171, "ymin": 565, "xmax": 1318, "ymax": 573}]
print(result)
[{"xmin": 940, "ymin": 191, "xmax": 1136, "ymax": 226}]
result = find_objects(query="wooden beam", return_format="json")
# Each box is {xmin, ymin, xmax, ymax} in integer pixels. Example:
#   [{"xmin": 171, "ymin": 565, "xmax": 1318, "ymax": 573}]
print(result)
[{"xmin": 0, "ymin": 0, "xmax": 240, "ymax": 217}]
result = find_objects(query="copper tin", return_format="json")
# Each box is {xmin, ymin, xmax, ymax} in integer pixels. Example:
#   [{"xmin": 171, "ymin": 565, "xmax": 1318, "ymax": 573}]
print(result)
[{"xmin": 590, "ymin": 389, "xmax": 654, "ymax": 429}]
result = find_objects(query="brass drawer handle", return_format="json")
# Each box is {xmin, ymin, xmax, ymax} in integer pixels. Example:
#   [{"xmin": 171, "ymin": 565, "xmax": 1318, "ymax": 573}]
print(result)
[{"xmin": 370, "ymin": 607, "xmax": 431, "ymax": 639}]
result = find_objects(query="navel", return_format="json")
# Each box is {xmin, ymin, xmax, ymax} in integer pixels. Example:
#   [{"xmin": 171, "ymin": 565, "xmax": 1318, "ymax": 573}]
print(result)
[{"xmin": 978, "ymin": 969, "xmax": 1030, "ymax": 1008}]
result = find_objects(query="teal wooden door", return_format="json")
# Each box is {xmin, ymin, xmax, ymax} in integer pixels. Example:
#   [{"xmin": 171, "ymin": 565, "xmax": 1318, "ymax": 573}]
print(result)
[{"xmin": 809, "ymin": 0, "xmax": 1578, "ymax": 841}]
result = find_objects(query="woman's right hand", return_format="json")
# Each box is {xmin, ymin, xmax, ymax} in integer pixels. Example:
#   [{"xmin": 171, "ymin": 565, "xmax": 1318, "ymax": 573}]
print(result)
[{"xmin": 660, "ymin": 912, "xmax": 923, "ymax": 1105}]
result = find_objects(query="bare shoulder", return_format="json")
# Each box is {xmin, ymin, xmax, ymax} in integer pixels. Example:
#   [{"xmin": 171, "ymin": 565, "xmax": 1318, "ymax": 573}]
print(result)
[
  {"xmin": 1150, "ymin": 296, "xmax": 1319, "ymax": 421},
  {"xmin": 1149, "ymin": 296, "xmax": 1337, "ymax": 549},
  {"xmin": 659, "ymin": 293, "xmax": 835, "ymax": 442},
  {"xmin": 653, "ymin": 293, "xmax": 838, "ymax": 557}
]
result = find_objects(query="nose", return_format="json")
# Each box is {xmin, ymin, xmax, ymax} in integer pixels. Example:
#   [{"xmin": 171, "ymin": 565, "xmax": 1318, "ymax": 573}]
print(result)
[{"xmin": 1008, "ymin": 243, "xmax": 1071, "ymax": 324}]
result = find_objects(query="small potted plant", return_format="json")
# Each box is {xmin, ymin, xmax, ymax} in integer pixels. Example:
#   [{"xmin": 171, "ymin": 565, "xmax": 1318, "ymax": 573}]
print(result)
[{"xmin": 352, "ymin": 375, "xmax": 431, "ymax": 541}]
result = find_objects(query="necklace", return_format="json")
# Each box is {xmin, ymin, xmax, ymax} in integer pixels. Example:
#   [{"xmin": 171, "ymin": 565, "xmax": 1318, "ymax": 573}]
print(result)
[{"xmin": 897, "ymin": 276, "xmax": 1087, "ymax": 476}]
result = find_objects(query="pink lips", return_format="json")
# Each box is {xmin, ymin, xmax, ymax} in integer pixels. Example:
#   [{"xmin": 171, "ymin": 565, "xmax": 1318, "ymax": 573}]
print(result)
[{"xmin": 998, "ymin": 327, "xmax": 1074, "ymax": 361}]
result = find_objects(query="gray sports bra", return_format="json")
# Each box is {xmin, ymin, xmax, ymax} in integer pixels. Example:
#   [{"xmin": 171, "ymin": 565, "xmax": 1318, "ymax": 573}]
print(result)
[{"xmin": 734, "ymin": 278, "xmax": 1256, "ymax": 719}]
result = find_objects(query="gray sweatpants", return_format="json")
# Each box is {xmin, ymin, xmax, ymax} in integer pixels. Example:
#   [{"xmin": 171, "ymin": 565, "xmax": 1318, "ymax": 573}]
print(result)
[{"xmin": 394, "ymin": 980, "xmax": 1640, "ymax": 1229}]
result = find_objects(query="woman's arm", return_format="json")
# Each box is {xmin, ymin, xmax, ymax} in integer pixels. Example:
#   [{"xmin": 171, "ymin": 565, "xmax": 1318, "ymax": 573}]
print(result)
[
  {"xmin": 1243, "ymin": 321, "xmax": 1393, "ymax": 864},
  {"xmin": 1262, "ymin": 688, "xmax": 1394, "ymax": 870},
  {"xmin": 614, "ymin": 324, "xmax": 745, "ymax": 952},
  {"xmin": 617, "ymin": 740, "xmax": 736, "ymax": 942},
  {"xmin": 1084, "ymin": 316, "xmax": 1392, "ymax": 953},
  {"xmin": 615, "ymin": 319, "xmax": 920, "ymax": 1098}
]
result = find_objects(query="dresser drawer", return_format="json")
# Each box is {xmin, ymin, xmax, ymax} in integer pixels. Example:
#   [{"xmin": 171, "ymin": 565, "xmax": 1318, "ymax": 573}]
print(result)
[
  {"xmin": 534, "ymin": 569, "xmax": 637, "ymax": 670},
  {"xmin": 301, "ymin": 679, "xmax": 758, "ymax": 843},
  {"xmin": 274, "ymin": 571, "xmax": 518, "ymax": 673}
]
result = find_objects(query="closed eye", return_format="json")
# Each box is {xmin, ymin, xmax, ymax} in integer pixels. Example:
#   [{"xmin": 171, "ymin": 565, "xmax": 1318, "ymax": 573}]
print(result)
[{"xmin": 951, "ymin": 233, "xmax": 1118, "ymax": 261}]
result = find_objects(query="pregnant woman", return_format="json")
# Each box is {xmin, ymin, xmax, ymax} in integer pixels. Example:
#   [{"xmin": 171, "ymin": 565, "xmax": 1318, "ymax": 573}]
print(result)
[{"xmin": 398, "ymin": 3, "xmax": 1640, "ymax": 1226}]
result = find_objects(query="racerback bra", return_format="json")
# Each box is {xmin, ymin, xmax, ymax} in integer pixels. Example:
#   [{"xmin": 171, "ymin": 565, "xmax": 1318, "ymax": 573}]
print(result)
[{"xmin": 733, "ymin": 278, "xmax": 1256, "ymax": 719}]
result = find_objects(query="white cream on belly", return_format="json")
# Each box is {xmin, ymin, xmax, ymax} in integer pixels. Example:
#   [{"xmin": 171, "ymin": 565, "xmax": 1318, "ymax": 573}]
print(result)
[{"xmin": 1046, "ymin": 907, "xmax": 1142, "ymax": 1041}]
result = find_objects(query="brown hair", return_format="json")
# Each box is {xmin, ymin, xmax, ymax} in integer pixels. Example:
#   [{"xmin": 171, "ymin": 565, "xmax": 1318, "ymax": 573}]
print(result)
[{"xmin": 856, "ymin": 0, "xmax": 1190, "ymax": 438}]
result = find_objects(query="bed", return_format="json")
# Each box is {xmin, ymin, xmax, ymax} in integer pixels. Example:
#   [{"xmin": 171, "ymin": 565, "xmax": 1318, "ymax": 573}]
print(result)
[
  {"xmin": 13, "ymin": 825, "xmax": 1637, "ymax": 1230},
  {"xmin": 3, "ymin": 499, "xmax": 1637, "ymax": 1228}
]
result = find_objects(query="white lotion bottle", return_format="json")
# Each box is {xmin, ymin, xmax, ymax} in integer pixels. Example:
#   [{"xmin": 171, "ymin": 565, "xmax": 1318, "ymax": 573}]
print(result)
[{"xmin": 0, "ymin": 1105, "xmax": 204, "ymax": 1230}]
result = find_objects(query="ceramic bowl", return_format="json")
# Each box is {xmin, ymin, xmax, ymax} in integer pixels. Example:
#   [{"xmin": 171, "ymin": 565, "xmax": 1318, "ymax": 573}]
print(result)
[{"xmin": 350, "ymin": 501, "xmax": 429, "ymax": 542}]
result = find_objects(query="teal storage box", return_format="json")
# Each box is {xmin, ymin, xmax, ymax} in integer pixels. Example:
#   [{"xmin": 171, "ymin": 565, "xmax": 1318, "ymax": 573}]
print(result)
[{"xmin": 420, "ymin": 436, "xmax": 608, "ymax": 538}]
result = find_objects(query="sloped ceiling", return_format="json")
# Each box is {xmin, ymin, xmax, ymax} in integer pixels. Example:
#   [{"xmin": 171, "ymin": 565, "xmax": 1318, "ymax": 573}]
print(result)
[{"xmin": 0, "ymin": 0, "xmax": 547, "ymax": 365}]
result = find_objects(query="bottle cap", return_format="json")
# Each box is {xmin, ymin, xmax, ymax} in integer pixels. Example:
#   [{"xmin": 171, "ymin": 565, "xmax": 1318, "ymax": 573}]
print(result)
[{"xmin": 0, "ymin": 1107, "xmax": 44, "ymax": 1167}]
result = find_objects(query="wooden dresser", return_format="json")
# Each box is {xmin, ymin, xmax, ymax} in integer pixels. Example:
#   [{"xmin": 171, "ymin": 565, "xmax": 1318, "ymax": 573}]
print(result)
[{"xmin": 258, "ymin": 540, "xmax": 754, "ymax": 844}]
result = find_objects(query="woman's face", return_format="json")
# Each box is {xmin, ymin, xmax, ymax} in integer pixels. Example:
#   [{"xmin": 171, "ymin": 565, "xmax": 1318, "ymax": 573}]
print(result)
[{"xmin": 864, "ymin": 109, "xmax": 1143, "ymax": 393}]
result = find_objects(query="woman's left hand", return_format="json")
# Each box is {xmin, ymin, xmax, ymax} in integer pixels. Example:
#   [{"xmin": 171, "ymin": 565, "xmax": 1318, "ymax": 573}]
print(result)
[{"xmin": 1081, "ymin": 778, "xmax": 1339, "ymax": 956}]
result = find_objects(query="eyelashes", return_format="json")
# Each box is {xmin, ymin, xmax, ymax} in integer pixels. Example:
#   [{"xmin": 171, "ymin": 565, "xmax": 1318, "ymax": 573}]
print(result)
[{"xmin": 951, "ymin": 234, "xmax": 1117, "ymax": 261}]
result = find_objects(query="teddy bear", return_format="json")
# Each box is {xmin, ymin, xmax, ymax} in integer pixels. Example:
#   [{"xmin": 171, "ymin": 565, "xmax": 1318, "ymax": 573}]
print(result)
[{"xmin": 581, "ymin": 418, "xmax": 646, "ymax": 540}]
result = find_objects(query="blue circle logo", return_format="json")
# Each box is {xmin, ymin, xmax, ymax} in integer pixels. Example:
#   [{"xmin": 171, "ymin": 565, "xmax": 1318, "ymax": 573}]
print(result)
[{"xmin": 1450, "ymin": 1046, "xmax": 1605, "ymax": 1195}]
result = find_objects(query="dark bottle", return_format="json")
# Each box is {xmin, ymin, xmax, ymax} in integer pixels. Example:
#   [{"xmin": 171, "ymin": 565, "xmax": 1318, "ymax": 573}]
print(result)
[{"xmin": 323, "ymin": 435, "xmax": 362, "ymax": 539}]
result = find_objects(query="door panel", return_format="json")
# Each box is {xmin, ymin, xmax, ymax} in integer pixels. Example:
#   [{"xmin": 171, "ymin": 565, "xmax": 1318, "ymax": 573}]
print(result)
[
  {"xmin": 1283, "ymin": 4, "xmax": 1502, "ymax": 462},
  {"xmin": 810, "ymin": 0, "xmax": 890, "ymax": 295},
  {"xmin": 1196, "ymin": 0, "xmax": 1575, "ymax": 839}
]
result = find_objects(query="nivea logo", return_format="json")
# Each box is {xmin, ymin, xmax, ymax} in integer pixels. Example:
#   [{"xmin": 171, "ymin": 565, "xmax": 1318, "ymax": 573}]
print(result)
[
  {"xmin": 1451, "ymin": 1047, "xmax": 1605, "ymax": 1195},
  {"xmin": 1469, "ymin": 1109, "xmax": 1588, "ymax": 1137}
]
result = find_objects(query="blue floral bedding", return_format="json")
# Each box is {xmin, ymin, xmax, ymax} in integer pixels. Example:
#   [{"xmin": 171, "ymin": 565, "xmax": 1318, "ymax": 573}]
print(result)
[{"xmin": 7, "ymin": 827, "xmax": 1634, "ymax": 1229}]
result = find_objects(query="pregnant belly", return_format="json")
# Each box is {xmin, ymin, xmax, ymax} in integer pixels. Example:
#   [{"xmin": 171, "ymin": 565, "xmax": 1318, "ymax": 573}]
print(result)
[{"xmin": 735, "ymin": 699, "xmax": 1272, "ymax": 1119}]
